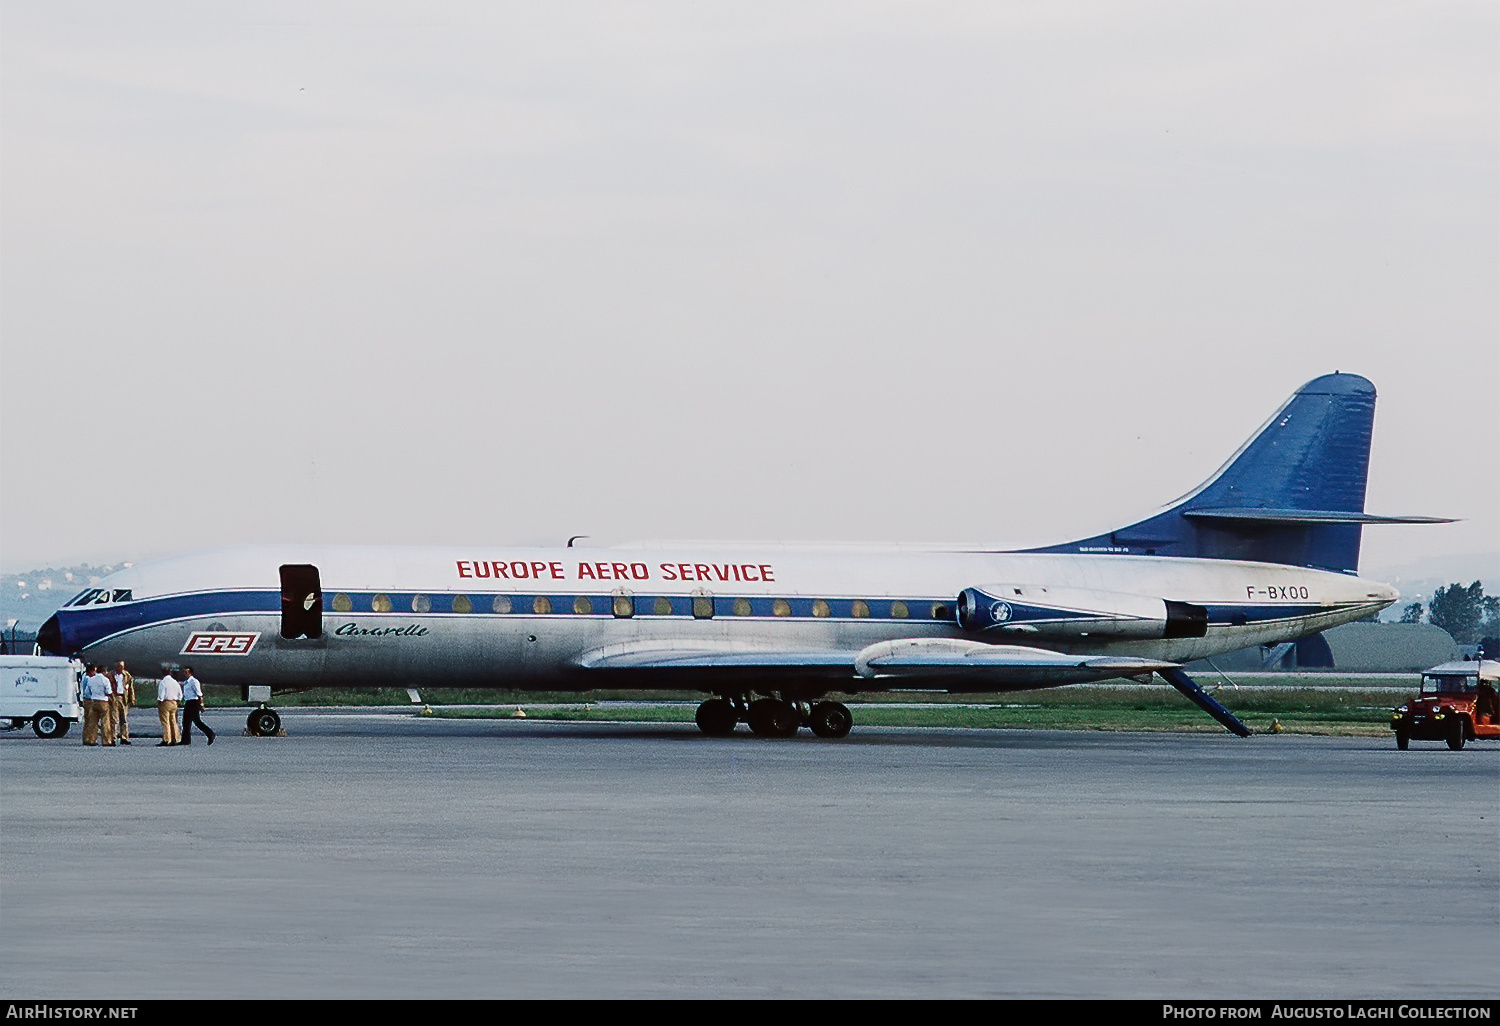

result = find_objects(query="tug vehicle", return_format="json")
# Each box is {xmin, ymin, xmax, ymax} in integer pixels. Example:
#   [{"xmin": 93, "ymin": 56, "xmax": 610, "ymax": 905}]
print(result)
[
  {"xmin": 1391, "ymin": 658, "xmax": 1500, "ymax": 750},
  {"xmin": 0, "ymin": 656, "xmax": 84, "ymax": 738}
]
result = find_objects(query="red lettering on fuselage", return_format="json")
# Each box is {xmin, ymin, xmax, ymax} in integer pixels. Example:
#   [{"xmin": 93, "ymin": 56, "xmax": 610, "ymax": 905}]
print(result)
[{"xmin": 456, "ymin": 557, "xmax": 772, "ymax": 585}]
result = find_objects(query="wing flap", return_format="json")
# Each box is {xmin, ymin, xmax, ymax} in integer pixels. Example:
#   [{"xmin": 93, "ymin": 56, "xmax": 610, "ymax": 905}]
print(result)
[
  {"xmin": 575, "ymin": 641, "xmax": 853, "ymax": 671},
  {"xmin": 854, "ymin": 638, "xmax": 1177, "ymax": 682},
  {"xmin": 575, "ymin": 638, "xmax": 1175, "ymax": 688}
]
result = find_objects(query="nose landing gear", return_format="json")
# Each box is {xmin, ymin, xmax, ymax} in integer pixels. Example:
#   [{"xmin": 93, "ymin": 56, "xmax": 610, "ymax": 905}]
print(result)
[{"xmin": 247, "ymin": 706, "xmax": 282, "ymax": 737}]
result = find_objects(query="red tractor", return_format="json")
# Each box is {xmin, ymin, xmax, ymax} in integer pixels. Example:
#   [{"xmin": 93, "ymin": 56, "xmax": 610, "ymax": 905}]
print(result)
[{"xmin": 1391, "ymin": 659, "xmax": 1500, "ymax": 750}]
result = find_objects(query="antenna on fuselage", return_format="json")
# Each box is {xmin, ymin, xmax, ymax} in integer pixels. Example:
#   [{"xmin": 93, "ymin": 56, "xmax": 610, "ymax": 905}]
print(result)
[{"xmin": 567, "ymin": 535, "xmax": 589, "ymax": 548}]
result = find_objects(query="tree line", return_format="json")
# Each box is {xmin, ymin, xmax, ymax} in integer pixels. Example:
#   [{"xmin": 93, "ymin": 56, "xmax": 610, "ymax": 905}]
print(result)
[{"xmin": 1396, "ymin": 580, "xmax": 1500, "ymax": 647}]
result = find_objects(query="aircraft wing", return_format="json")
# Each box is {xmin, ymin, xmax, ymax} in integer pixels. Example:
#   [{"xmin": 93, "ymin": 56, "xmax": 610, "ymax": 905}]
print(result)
[
  {"xmin": 575, "ymin": 638, "xmax": 1176, "ymax": 687},
  {"xmin": 852, "ymin": 638, "xmax": 1176, "ymax": 679},
  {"xmin": 575, "ymin": 641, "xmax": 855, "ymax": 671}
]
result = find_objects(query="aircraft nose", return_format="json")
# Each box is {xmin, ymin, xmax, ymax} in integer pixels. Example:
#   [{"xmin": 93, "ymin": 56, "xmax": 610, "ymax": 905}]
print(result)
[{"xmin": 37, "ymin": 614, "xmax": 63, "ymax": 656}]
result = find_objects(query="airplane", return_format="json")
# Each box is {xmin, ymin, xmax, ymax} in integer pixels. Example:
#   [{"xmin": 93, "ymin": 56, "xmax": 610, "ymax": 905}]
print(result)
[{"xmin": 36, "ymin": 373, "xmax": 1449, "ymax": 740}]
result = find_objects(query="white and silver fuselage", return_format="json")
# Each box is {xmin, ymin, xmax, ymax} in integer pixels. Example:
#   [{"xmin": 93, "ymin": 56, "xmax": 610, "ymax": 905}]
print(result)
[{"xmin": 47, "ymin": 544, "xmax": 1397, "ymax": 694}]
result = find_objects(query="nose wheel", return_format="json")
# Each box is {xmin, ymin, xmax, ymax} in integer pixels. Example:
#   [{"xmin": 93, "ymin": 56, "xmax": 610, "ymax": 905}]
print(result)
[{"xmin": 247, "ymin": 706, "xmax": 282, "ymax": 737}]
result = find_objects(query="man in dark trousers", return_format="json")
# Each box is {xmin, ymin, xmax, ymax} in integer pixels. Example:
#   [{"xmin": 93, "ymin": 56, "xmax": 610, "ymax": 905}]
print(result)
[{"xmin": 179, "ymin": 667, "xmax": 215, "ymax": 746}]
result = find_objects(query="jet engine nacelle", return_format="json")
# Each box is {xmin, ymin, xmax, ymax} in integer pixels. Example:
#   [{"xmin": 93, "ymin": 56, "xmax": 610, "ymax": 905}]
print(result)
[{"xmin": 957, "ymin": 585, "xmax": 1208, "ymax": 640}]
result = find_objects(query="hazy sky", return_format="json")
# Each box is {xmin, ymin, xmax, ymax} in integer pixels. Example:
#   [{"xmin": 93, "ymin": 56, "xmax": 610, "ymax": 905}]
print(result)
[{"xmin": 2, "ymin": 1, "xmax": 1496, "ymax": 575}]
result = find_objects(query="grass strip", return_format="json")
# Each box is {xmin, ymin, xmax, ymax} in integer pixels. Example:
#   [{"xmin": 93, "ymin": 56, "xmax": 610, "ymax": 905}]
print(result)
[{"xmin": 426, "ymin": 686, "xmax": 1404, "ymax": 735}]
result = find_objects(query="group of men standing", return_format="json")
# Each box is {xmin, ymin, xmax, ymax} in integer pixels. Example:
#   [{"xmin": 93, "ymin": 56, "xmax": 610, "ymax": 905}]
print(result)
[{"xmin": 80, "ymin": 661, "xmax": 216, "ymax": 747}]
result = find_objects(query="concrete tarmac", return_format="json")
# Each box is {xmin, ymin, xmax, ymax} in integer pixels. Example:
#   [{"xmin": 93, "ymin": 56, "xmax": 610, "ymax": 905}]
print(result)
[{"xmin": 2, "ymin": 709, "xmax": 1496, "ymax": 999}]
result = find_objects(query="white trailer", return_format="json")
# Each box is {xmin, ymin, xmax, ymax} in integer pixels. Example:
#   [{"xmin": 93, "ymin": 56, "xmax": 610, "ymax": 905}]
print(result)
[{"xmin": 0, "ymin": 656, "xmax": 84, "ymax": 738}]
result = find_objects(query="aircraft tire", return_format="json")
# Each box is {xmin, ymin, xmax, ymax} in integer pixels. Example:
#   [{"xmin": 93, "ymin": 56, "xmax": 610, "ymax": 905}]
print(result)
[
  {"xmin": 748, "ymin": 699, "xmax": 799, "ymax": 737},
  {"xmin": 1395, "ymin": 729, "xmax": 1409, "ymax": 751},
  {"xmin": 695, "ymin": 699, "xmax": 738, "ymax": 736},
  {"xmin": 32, "ymin": 711, "xmax": 67, "ymax": 739},
  {"xmin": 248, "ymin": 708, "xmax": 282, "ymax": 737},
  {"xmin": 1446, "ymin": 718, "xmax": 1465, "ymax": 751},
  {"xmin": 809, "ymin": 702, "xmax": 853, "ymax": 739}
]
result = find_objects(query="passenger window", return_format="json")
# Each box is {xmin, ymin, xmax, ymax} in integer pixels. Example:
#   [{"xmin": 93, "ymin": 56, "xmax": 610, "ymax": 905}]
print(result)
[
  {"xmin": 812, "ymin": 599, "xmax": 831, "ymax": 618},
  {"xmin": 332, "ymin": 593, "xmax": 353, "ymax": 613},
  {"xmin": 653, "ymin": 597, "xmax": 674, "ymax": 616},
  {"xmin": 492, "ymin": 595, "xmax": 512, "ymax": 614},
  {"xmin": 452, "ymin": 594, "xmax": 472, "ymax": 614},
  {"xmin": 773, "ymin": 599, "xmax": 792, "ymax": 617},
  {"xmin": 692, "ymin": 592, "xmax": 714, "ymax": 619},
  {"xmin": 613, "ymin": 593, "xmax": 634, "ymax": 618},
  {"xmin": 412, "ymin": 594, "xmax": 432, "ymax": 613},
  {"xmin": 852, "ymin": 600, "xmax": 870, "ymax": 618},
  {"xmin": 931, "ymin": 602, "xmax": 950, "ymax": 620},
  {"xmin": 533, "ymin": 596, "xmax": 553, "ymax": 615},
  {"xmin": 890, "ymin": 601, "xmax": 909, "ymax": 619},
  {"xmin": 372, "ymin": 594, "xmax": 393, "ymax": 613},
  {"xmin": 733, "ymin": 598, "xmax": 753, "ymax": 616},
  {"xmin": 573, "ymin": 595, "xmax": 593, "ymax": 615}
]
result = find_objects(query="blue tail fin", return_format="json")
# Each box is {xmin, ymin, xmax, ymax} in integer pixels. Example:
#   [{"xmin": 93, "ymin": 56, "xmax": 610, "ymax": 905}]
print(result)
[{"xmin": 1029, "ymin": 373, "xmax": 1395, "ymax": 573}]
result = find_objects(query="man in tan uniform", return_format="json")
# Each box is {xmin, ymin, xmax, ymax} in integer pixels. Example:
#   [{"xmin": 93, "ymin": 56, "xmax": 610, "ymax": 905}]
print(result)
[
  {"xmin": 111, "ymin": 661, "xmax": 135, "ymax": 745},
  {"xmin": 157, "ymin": 670, "xmax": 182, "ymax": 746}
]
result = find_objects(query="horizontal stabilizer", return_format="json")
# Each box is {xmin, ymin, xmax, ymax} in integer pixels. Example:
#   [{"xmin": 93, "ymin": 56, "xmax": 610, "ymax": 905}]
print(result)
[{"xmin": 1182, "ymin": 508, "xmax": 1454, "ymax": 525}]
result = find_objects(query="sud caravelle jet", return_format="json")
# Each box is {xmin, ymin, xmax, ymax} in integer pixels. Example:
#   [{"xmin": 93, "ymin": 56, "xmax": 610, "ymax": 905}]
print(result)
[{"xmin": 39, "ymin": 373, "xmax": 1446, "ymax": 739}]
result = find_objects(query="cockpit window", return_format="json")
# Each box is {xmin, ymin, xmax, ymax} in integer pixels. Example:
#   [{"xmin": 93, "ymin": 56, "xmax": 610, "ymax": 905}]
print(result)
[{"xmin": 70, "ymin": 589, "xmax": 126, "ymax": 606}]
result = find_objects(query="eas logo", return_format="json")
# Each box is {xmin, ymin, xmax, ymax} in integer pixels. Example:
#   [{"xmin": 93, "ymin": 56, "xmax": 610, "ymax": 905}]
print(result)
[
  {"xmin": 181, "ymin": 632, "xmax": 260, "ymax": 656},
  {"xmin": 990, "ymin": 602, "xmax": 1012, "ymax": 624}
]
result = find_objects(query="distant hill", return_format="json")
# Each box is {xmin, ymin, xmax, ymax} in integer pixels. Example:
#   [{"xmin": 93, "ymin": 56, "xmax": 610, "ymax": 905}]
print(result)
[{"xmin": 0, "ymin": 564, "xmax": 131, "ymax": 632}]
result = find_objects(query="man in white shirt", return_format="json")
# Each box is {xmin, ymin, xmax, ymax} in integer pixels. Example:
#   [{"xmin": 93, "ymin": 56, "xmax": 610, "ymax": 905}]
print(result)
[
  {"xmin": 81, "ymin": 665, "xmax": 114, "ymax": 746},
  {"xmin": 157, "ymin": 671, "xmax": 183, "ymax": 746},
  {"xmin": 179, "ymin": 667, "xmax": 215, "ymax": 746}
]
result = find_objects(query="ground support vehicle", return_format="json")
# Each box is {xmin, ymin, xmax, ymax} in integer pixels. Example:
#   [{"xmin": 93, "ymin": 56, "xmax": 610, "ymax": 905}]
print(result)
[
  {"xmin": 0, "ymin": 656, "xmax": 84, "ymax": 738},
  {"xmin": 1391, "ymin": 658, "xmax": 1500, "ymax": 750}
]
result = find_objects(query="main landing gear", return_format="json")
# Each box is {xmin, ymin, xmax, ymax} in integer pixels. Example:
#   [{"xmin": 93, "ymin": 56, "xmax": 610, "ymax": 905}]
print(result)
[{"xmin": 694, "ymin": 695, "xmax": 853, "ymax": 739}]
